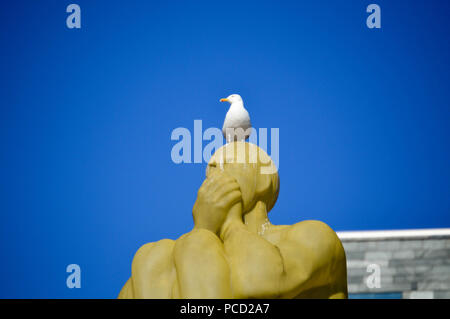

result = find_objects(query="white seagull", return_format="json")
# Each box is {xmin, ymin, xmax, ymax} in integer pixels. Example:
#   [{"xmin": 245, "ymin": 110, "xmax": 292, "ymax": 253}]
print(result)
[{"xmin": 220, "ymin": 94, "xmax": 252, "ymax": 143}]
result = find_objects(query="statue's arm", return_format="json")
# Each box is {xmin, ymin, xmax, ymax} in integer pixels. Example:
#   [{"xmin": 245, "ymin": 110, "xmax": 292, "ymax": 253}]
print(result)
[
  {"xmin": 220, "ymin": 203, "xmax": 287, "ymax": 298},
  {"xmin": 173, "ymin": 229, "xmax": 232, "ymax": 298},
  {"xmin": 119, "ymin": 170, "xmax": 241, "ymax": 299},
  {"xmin": 168, "ymin": 170, "xmax": 240, "ymax": 298}
]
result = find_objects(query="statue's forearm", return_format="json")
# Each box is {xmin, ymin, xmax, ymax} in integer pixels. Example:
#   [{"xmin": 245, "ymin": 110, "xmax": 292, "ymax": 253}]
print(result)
[
  {"xmin": 173, "ymin": 228, "xmax": 232, "ymax": 298},
  {"xmin": 221, "ymin": 218, "xmax": 285, "ymax": 298}
]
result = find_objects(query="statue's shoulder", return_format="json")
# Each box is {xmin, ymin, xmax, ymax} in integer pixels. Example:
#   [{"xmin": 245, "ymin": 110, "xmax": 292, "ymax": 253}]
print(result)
[
  {"xmin": 289, "ymin": 219, "xmax": 337, "ymax": 234},
  {"xmin": 130, "ymin": 239, "xmax": 177, "ymax": 298},
  {"xmin": 133, "ymin": 239, "xmax": 176, "ymax": 263},
  {"xmin": 284, "ymin": 220, "xmax": 342, "ymax": 253},
  {"xmin": 279, "ymin": 221, "xmax": 347, "ymax": 297}
]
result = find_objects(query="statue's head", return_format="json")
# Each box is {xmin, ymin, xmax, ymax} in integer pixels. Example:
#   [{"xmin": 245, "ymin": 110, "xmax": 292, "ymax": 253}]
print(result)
[{"xmin": 207, "ymin": 142, "xmax": 279, "ymax": 214}]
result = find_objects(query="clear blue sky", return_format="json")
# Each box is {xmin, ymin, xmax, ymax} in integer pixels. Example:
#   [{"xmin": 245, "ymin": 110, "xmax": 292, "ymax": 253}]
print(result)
[{"xmin": 0, "ymin": 0, "xmax": 449, "ymax": 298}]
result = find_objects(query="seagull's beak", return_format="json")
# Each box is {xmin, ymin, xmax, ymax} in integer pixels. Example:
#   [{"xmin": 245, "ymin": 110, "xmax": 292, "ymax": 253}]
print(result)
[{"xmin": 220, "ymin": 98, "xmax": 229, "ymax": 103}]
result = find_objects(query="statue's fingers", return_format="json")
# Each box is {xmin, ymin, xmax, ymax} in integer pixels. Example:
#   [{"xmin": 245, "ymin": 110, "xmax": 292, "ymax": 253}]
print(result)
[
  {"xmin": 206, "ymin": 170, "xmax": 224, "ymax": 184},
  {"xmin": 220, "ymin": 190, "xmax": 242, "ymax": 208},
  {"xmin": 208, "ymin": 169, "xmax": 235, "ymax": 183},
  {"xmin": 207, "ymin": 171, "xmax": 235, "ymax": 193},
  {"xmin": 200, "ymin": 176, "xmax": 212, "ymax": 189},
  {"xmin": 205, "ymin": 170, "xmax": 226, "ymax": 186},
  {"xmin": 206, "ymin": 175, "xmax": 224, "ymax": 193},
  {"xmin": 221, "ymin": 176, "xmax": 237, "ymax": 185},
  {"xmin": 218, "ymin": 181, "xmax": 240, "ymax": 196},
  {"xmin": 217, "ymin": 175, "xmax": 238, "ymax": 189},
  {"xmin": 199, "ymin": 176, "xmax": 215, "ymax": 195}
]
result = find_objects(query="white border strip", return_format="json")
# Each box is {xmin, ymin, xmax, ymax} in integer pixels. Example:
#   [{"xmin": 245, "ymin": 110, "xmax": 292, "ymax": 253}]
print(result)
[{"xmin": 337, "ymin": 228, "xmax": 450, "ymax": 241}]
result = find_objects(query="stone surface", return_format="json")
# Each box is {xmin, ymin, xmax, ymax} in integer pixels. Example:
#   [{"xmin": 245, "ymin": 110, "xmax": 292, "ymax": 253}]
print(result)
[
  {"xmin": 434, "ymin": 291, "xmax": 450, "ymax": 299},
  {"xmin": 392, "ymin": 250, "xmax": 415, "ymax": 259},
  {"xmin": 404, "ymin": 291, "xmax": 434, "ymax": 299},
  {"xmin": 339, "ymin": 232, "xmax": 450, "ymax": 299}
]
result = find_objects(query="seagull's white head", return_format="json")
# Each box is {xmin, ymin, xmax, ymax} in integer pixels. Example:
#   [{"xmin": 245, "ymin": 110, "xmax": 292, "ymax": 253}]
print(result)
[{"xmin": 220, "ymin": 94, "xmax": 243, "ymax": 104}]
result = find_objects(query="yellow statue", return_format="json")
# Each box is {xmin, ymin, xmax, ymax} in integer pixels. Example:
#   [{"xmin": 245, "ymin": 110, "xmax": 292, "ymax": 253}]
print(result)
[{"xmin": 118, "ymin": 142, "xmax": 348, "ymax": 299}]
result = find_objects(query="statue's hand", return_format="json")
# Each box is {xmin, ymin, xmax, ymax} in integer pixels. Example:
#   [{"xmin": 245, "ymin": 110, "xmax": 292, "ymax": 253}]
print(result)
[{"xmin": 193, "ymin": 171, "xmax": 242, "ymax": 235}]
